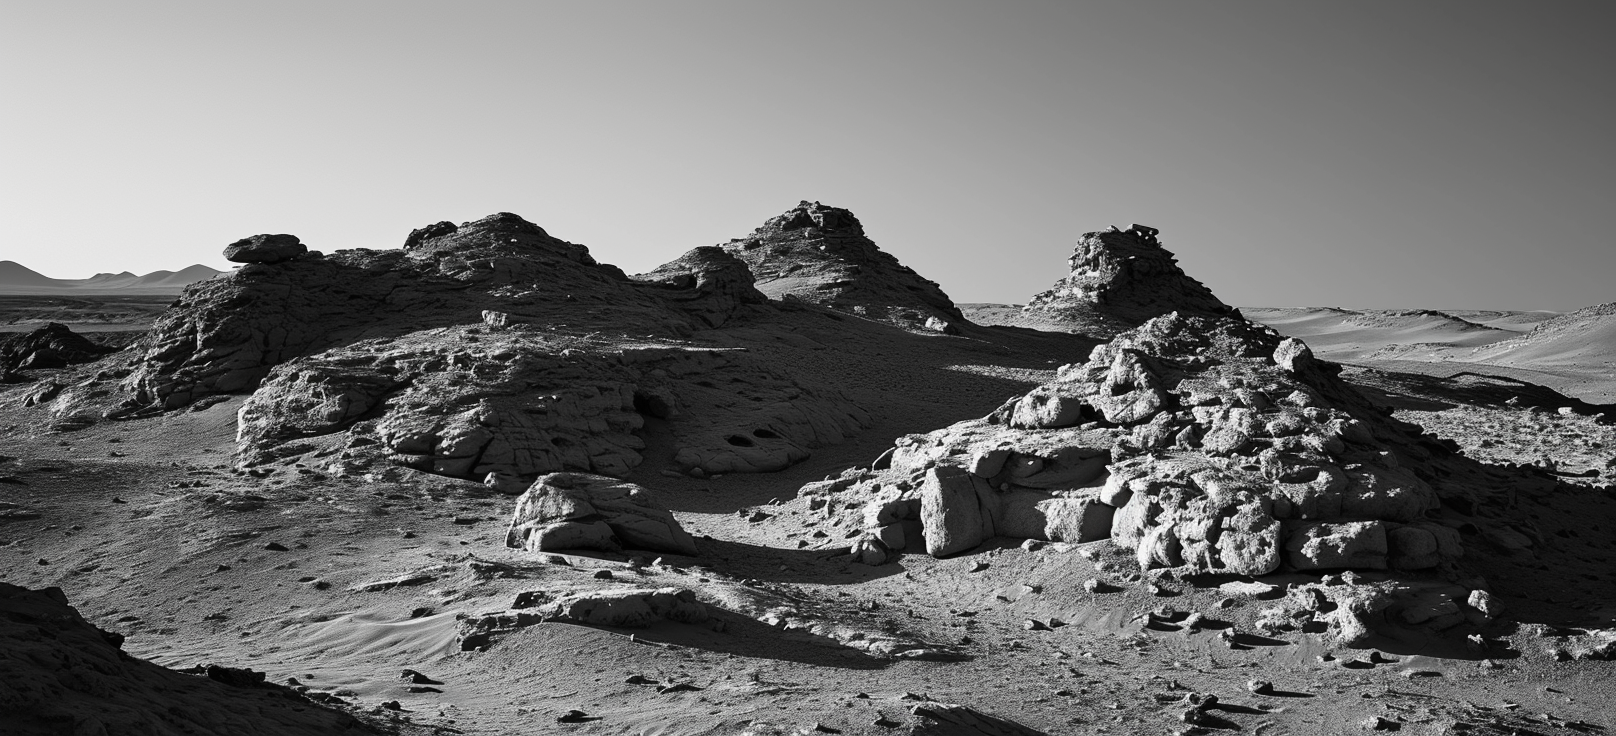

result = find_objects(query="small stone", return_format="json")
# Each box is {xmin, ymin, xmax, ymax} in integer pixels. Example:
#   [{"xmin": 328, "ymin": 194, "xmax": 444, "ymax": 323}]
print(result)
[
  {"xmin": 557, "ymin": 709, "xmax": 596, "ymax": 723},
  {"xmin": 263, "ymin": 542, "xmax": 289, "ymax": 552},
  {"xmin": 1364, "ymin": 715, "xmax": 1401, "ymax": 731},
  {"xmin": 1247, "ymin": 680, "xmax": 1274, "ymax": 695}
]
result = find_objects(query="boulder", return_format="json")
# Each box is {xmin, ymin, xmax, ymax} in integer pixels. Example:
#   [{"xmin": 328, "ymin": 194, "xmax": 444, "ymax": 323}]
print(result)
[
  {"xmin": 505, "ymin": 473, "xmax": 697, "ymax": 556},
  {"xmin": 223, "ymin": 234, "xmax": 306, "ymax": 264},
  {"xmin": 920, "ymin": 465, "xmax": 994, "ymax": 556},
  {"xmin": 633, "ymin": 245, "xmax": 768, "ymax": 329}
]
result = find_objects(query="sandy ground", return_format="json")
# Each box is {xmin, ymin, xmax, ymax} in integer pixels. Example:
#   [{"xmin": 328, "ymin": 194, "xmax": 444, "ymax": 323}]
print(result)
[{"xmin": 3, "ymin": 305, "xmax": 1615, "ymax": 735}]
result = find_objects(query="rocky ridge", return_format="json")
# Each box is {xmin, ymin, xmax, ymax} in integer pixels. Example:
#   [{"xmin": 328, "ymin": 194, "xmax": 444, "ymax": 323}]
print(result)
[{"xmin": 23, "ymin": 206, "xmax": 985, "ymax": 483}]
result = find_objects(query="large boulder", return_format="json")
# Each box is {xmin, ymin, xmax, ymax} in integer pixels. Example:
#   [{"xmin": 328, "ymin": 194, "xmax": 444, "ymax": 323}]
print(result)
[
  {"xmin": 223, "ymin": 234, "xmax": 306, "ymax": 264},
  {"xmin": 505, "ymin": 473, "xmax": 698, "ymax": 556}
]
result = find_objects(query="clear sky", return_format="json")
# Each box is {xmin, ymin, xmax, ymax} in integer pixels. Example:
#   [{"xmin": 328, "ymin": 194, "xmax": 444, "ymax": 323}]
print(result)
[{"xmin": 2, "ymin": 1, "xmax": 1611, "ymax": 311}]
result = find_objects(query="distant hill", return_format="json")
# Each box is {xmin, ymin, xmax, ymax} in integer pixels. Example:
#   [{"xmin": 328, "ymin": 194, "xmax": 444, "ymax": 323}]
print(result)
[{"xmin": 0, "ymin": 261, "xmax": 223, "ymax": 294}]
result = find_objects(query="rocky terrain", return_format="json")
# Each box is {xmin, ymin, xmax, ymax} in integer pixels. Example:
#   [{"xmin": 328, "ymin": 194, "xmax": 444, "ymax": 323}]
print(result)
[{"xmin": 2, "ymin": 204, "xmax": 1613, "ymax": 735}]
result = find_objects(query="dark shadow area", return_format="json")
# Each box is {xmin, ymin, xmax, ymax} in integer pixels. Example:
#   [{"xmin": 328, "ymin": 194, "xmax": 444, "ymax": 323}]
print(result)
[{"xmin": 690, "ymin": 536, "xmax": 906, "ymax": 587}]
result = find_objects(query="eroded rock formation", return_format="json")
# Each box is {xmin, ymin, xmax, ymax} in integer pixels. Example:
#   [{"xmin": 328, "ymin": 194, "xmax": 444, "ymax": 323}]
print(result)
[
  {"xmin": 1022, "ymin": 224, "xmax": 1236, "ymax": 335},
  {"xmin": 40, "ymin": 210, "xmax": 872, "ymax": 481},
  {"xmin": 0, "ymin": 322, "xmax": 113, "ymax": 375},
  {"xmin": 809, "ymin": 225, "xmax": 1469, "ymax": 579},
  {"xmin": 719, "ymin": 201, "xmax": 965, "ymax": 333}
]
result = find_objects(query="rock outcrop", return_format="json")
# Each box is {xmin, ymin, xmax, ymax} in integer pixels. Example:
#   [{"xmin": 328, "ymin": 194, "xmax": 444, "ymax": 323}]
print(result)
[
  {"xmin": 0, "ymin": 583, "xmax": 370, "ymax": 735},
  {"xmin": 1022, "ymin": 224, "xmax": 1235, "ymax": 335},
  {"xmin": 806, "ymin": 223, "xmax": 1470, "ymax": 579},
  {"xmin": 632, "ymin": 246, "xmax": 769, "ymax": 329},
  {"xmin": 719, "ymin": 201, "xmax": 965, "ymax": 333},
  {"xmin": 505, "ymin": 473, "xmax": 698, "ymax": 555},
  {"xmin": 43, "ymin": 210, "xmax": 868, "ymax": 481},
  {"xmin": 0, "ymin": 323, "xmax": 114, "ymax": 374}
]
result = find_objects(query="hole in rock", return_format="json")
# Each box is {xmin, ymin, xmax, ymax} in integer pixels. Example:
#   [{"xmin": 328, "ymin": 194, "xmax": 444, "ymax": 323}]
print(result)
[
  {"xmin": 752, "ymin": 429, "xmax": 780, "ymax": 440},
  {"xmin": 726, "ymin": 435, "xmax": 755, "ymax": 448}
]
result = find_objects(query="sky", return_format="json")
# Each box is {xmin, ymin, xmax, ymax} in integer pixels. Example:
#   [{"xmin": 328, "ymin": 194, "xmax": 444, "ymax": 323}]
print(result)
[{"xmin": 2, "ymin": 1, "xmax": 1611, "ymax": 311}]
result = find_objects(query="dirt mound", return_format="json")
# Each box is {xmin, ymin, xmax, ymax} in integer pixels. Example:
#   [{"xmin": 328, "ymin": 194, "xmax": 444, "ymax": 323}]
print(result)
[
  {"xmin": 1020, "ymin": 224, "xmax": 1235, "ymax": 335},
  {"xmin": 0, "ymin": 583, "xmax": 378, "ymax": 735},
  {"xmin": 718, "ymin": 201, "xmax": 964, "ymax": 332}
]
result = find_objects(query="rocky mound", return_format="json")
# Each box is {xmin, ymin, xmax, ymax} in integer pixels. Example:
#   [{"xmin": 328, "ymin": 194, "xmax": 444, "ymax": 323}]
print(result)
[
  {"xmin": 821, "ymin": 311, "xmax": 1459, "ymax": 578},
  {"xmin": 0, "ymin": 322, "xmax": 114, "ymax": 375},
  {"xmin": 717, "ymin": 201, "xmax": 964, "ymax": 332},
  {"xmin": 36, "ymin": 212, "xmax": 869, "ymax": 481},
  {"xmin": 0, "ymin": 583, "xmax": 374, "ymax": 735},
  {"xmin": 1021, "ymin": 224, "xmax": 1235, "ymax": 335}
]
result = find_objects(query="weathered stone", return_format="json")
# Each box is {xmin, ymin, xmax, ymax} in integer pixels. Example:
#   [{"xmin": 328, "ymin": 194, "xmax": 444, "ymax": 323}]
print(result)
[
  {"xmin": 920, "ymin": 465, "xmax": 993, "ymax": 556},
  {"xmin": 1009, "ymin": 387, "xmax": 1087, "ymax": 429},
  {"xmin": 223, "ymin": 234, "xmax": 306, "ymax": 264},
  {"xmin": 505, "ymin": 473, "xmax": 697, "ymax": 556},
  {"xmin": 1387, "ymin": 525, "xmax": 1439, "ymax": 570}
]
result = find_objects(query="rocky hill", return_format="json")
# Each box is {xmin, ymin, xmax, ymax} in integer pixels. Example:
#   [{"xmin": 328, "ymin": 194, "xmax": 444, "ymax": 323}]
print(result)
[
  {"xmin": 1018, "ymin": 224, "xmax": 1235, "ymax": 335},
  {"xmin": 716, "ymin": 201, "xmax": 965, "ymax": 333}
]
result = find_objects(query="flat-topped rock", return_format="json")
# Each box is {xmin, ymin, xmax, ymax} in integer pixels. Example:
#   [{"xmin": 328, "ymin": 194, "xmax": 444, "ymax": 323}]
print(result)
[{"xmin": 223, "ymin": 234, "xmax": 306, "ymax": 264}]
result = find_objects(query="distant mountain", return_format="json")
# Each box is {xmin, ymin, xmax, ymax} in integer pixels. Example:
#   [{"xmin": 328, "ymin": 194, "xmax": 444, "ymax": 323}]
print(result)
[{"xmin": 0, "ymin": 261, "xmax": 223, "ymax": 294}]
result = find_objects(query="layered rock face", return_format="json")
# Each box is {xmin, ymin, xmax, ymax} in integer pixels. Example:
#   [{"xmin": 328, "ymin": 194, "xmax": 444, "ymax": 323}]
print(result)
[
  {"xmin": 1023, "ymin": 224, "xmax": 1235, "ymax": 335},
  {"xmin": 719, "ymin": 201, "xmax": 965, "ymax": 332},
  {"xmin": 48, "ymin": 210, "xmax": 869, "ymax": 480}
]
